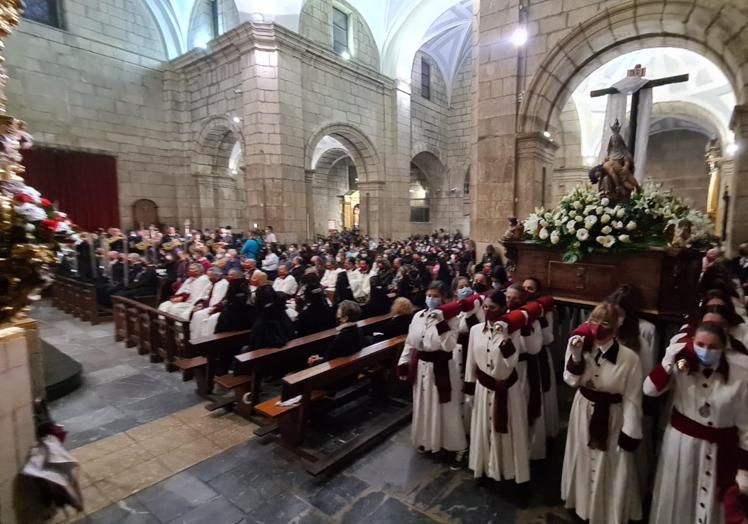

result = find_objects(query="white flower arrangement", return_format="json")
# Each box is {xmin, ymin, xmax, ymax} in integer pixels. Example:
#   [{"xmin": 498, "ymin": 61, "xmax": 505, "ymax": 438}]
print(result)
[{"xmin": 521, "ymin": 183, "xmax": 716, "ymax": 263}]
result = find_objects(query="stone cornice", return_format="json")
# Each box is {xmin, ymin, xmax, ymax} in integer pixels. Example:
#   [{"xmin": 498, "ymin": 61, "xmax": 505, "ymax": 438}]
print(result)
[{"xmin": 166, "ymin": 22, "xmax": 395, "ymax": 92}]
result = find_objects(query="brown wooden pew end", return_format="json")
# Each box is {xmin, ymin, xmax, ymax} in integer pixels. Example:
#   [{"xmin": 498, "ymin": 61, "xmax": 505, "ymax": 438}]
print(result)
[{"xmin": 174, "ymin": 356, "xmax": 210, "ymax": 396}]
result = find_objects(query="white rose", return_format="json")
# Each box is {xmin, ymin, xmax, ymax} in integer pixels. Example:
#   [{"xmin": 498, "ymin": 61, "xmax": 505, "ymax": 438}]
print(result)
[
  {"xmin": 573, "ymin": 241, "xmax": 581, "ymax": 248},
  {"xmin": 576, "ymin": 228, "xmax": 589, "ymax": 241},
  {"xmin": 550, "ymin": 230, "xmax": 560, "ymax": 244},
  {"xmin": 601, "ymin": 225, "xmax": 612, "ymax": 234},
  {"xmin": 584, "ymin": 215, "xmax": 598, "ymax": 228},
  {"xmin": 575, "ymin": 215, "xmax": 583, "ymax": 222},
  {"xmin": 601, "ymin": 197, "xmax": 610, "ymax": 206},
  {"xmin": 13, "ymin": 203, "xmax": 47, "ymax": 222},
  {"xmin": 538, "ymin": 227, "xmax": 549, "ymax": 240},
  {"xmin": 618, "ymin": 234, "xmax": 631, "ymax": 243},
  {"xmin": 625, "ymin": 221, "xmax": 637, "ymax": 231},
  {"xmin": 596, "ymin": 235, "xmax": 616, "ymax": 248},
  {"xmin": 613, "ymin": 220, "xmax": 624, "ymax": 229},
  {"xmin": 544, "ymin": 212, "xmax": 552, "ymax": 220},
  {"xmin": 569, "ymin": 210, "xmax": 577, "ymax": 218},
  {"xmin": 601, "ymin": 214, "xmax": 611, "ymax": 224},
  {"xmin": 596, "ymin": 206, "xmax": 604, "ymax": 215},
  {"xmin": 573, "ymin": 201, "xmax": 583, "ymax": 210},
  {"xmin": 616, "ymin": 208, "xmax": 626, "ymax": 218},
  {"xmin": 566, "ymin": 221, "xmax": 576, "ymax": 233}
]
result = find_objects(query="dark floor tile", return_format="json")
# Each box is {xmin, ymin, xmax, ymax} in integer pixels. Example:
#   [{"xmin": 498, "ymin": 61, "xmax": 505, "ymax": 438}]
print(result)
[
  {"xmin": 49, "ymin": 387, "xmax": 111, "ymax": 421},
  {"xmin": 291, "ymin": 507, "xmax": 335, "ymax": 524},
  {"xmin": 166, "ymin": 495, "xmax": 245, "ymax": 524},
  {"xmin": 367, "ymin": 497, "xmax": 438, "ymax": 523},
  {"xmin": 295, "ymin": 474, "xmax": 369, "ymax": 516},
  {"xmin": 426, "ymin": 476, "xmax": 518, "ymax": 524},
  {"xmin": 118, "ymin": 387, "xmax": 201, "ymax": 424},
  {"xmin": 94, "ymin": 374, "xmax": 175, "ymax": 408},
  {"xmin": 65, "ymin": 412, "xmax": 139, "ymax": 449},
  {"xmin": 135, "ymin": 471, "xmax": 218, "ymax": 522},
  {"xmin": 249, "ymin": 494, "xmax": 311, "ymax": 524},
  {"xmin": 85, "ymin": 497, "xmax": 159, "ymax": 524},
  {"xmin": 339, "ymin": 491, "xmax": 387, "ymax": 524},
  {"xmin": 187, "ymin": 439, "xmax": 266, "ymax": 481}
]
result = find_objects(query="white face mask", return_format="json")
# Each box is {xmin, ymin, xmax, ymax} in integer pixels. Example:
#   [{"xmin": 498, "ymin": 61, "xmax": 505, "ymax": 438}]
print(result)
[{"xmin": 694, "ymin": 344, "xmax": 722, "ymax": 367}]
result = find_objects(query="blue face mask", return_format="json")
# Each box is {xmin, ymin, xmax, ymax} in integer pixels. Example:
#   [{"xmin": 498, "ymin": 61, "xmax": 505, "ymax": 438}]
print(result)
[
  {"xmin": 694, "ymin": 344, "xmax": 722, "ymax": 367},
  {"xmin": 457, "ymin": 288, "xmax": 474, "ymax": 300},
  {"xmin": 425, "ymin": 297, "xmax": 442, "ymax": 310}
]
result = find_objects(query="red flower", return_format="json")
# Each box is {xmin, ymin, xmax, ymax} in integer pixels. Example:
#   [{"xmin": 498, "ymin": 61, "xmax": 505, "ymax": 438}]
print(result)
[
  {"xmin": 54, "ymin": 215, "xmax": 65, "ymax": 222},
  {"xmin": 41, "ymin": 219, "xmax": 59, "ymax": 231},
  {"xmin": 14, "ymin": 193, "xmax": 34, "ymax": 203},
  {"xmin": 40, "ymin": 198, "xmax": 51, "ymax": 206}
]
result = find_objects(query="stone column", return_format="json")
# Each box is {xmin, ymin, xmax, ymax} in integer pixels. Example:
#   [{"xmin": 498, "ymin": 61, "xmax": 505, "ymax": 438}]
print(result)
[
  {"xmin": 728, "ymin": 105, "xmax": 748, "ymax": 255},
  {"xmin": 240, "ymin": 25, "xmax": 307, "ymax": 243},
  {"xmin": 515, "ymin": 132, "xmax": 559, "ymax": 219},
  {"xmin": 305, "ymin": 169, "xmax": 315, "ymax": 241},
  {"xmin": 0, "ymin": 326, "xmax": 37, "ymax": 524},
  {"xmin": 471, "ymin": 0, "xmax": 519, "ymax": 246},
  {"xmin": 357, "ymin": 180, "xmax": 385, "ymax": 238}
]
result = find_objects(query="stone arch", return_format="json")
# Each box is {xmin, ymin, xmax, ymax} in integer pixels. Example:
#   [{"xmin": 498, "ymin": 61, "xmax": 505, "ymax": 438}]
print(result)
[
  {"xmin": 519, "ymin": 0, "xmax": 748, "ymax": 136},
  {"xmin": 304, "ymin": 123, "xmax": 381, "ymax": 183},
  {"xmin": 410, "ymin": 150, "xmax": 448, "ymax": 229},
  {"xmin": 192, "ymin": 116, "xmax": 247, "ymax": 229},
  {"xmin": 141, "ymin": 0, "xmax": 184, "ymax": 58},
  {"xmin": 650, "ymin": 101, "xmax": 723, "ymax": 141}
]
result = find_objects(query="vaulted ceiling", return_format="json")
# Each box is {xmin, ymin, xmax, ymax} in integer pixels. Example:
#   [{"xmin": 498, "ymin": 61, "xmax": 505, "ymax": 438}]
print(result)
[{"xmin": 143, "ymin": 0, "xmax": 474, "ymax": 87}]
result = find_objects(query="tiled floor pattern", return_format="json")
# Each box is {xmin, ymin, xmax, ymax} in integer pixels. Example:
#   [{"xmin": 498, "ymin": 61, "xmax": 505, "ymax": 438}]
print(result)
[
  {"xmin": 49, "ymin": 403, "xmax": 257, "ymax": 522},
  {"xmin": 33, "ymin": 302, "xmax": 203, "ymax": 449}
]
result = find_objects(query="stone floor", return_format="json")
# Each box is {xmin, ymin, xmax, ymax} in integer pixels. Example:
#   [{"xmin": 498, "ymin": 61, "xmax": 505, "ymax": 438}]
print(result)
[{"xmin": 36, "ymin": 301, "xmax": 577, "ymax": 524}]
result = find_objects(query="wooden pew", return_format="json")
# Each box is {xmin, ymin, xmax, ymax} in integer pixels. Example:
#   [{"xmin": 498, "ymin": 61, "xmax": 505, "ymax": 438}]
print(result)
[
  {"xmin": 214, "ymin": 312, "xmax": 396, "ymax": 417},
  {"xmin": 254, "ymin": 335, "xmax": 410, "ymax": 475},
  {"xmin": 180, "ymin": 329, "xmax": 252, "ymax": 398},
  {"xmin": 52, "ymin": 276, "xmax": 113, "ymax": 325}
]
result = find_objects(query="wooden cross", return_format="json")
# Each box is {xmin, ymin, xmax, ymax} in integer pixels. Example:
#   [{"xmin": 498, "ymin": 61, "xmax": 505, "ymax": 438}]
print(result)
[{"xmin": 590, "ymin": 64, "xmax": 689, "ymax": 154}]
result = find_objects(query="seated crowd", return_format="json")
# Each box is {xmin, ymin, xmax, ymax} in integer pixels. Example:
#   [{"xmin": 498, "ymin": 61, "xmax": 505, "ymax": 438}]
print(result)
[{"xmin": 58, "ymin": 224, "xmax": 748, "ymax": 524}]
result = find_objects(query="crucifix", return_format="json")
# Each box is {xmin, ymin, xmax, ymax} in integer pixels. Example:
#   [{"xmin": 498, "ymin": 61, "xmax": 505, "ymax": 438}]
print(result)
[{"xmin": 590, "ymin": 64, "xmax": 689, "ymax": 156}]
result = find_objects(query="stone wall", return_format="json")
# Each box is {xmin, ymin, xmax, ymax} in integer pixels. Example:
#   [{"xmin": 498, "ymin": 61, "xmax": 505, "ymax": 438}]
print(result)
[
  {"xmin": 645, "ymin": 130, "xmax": 709, "ymax": 212},
  {"xmin": 5, "ymin": 1, "xmax": 181, "ymax": 229}
]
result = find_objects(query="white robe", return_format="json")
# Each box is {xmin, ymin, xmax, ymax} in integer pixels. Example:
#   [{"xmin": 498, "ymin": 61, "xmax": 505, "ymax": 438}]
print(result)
[
  {"xmin": 635, "ymin": 317, "xmax": 659, "ymax": 498},
  {"xmin": 516, "ymin": 317, "xmax": 548, "ymax": 460},
  {"xmin": 645, "ymin": 351, "xmax": 748, "ymax": 524},
  {"xmin": 189, "ymin": 278, "xmax": 229, "ymax": 339},
  {"xmin": 320, "ymin": 268, "xmax": 342, "ymax": 289},
  {"xmin": 561, "ymin": 338, "xmax": 643, "ymax": 524},
  {"xmin": 457, "ymin": 299, "xmax": 485, "ymax": 430},
  {"xmin": 399, "ymin": 310, "xmax": 467, "ymax": 453},
  {"xmin": 540, "ymin": 310, "xmax": 560, "ymax": 439},
  {"xmin": 465, "ymin": 322, "xmax": 530, "ymax": 483},
  {"xmin": 158, "ymin": 274, "xmax": 211, "ymax": 320},
  {"xmin": 272, "ymin": 275, "xmax": 298, "ymax": 296}
]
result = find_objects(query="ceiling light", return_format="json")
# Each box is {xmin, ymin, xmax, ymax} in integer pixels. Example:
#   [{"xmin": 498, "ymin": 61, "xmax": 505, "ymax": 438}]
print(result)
[
  {"xmin": 542, "ymin": 130, "xmax": 552, "ymax": 140},
  {"xmin": 511, "ymin": 26, "xmax": 527, "ymax": 47},
  {"xmin": 726, "ymin": 142, "xmax": 739, "ymax": 155},
  {"xmin": 232, "ymin": 116, "xmax": 241, "ymax": 124},
  {"xmin": 340, "ymin": 50, "xmax": 351, "ymax": 61}
]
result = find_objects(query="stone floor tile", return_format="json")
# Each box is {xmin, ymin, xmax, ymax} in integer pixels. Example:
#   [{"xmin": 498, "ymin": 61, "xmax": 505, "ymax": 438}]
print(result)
[
  {"xmin": 125, "ymin": 414, "xmax": 189, "ymax": 442},
  {"xmin": 134, "ymin": 471, "xmax": 219, "ymax": 523},
  {"xmin": 248, "ymin": 493, "xmax": 311, "ymax": 524},
  {"xmin": 156, "ymin": 436, "xmax": 221, "ymax": 474},
  {"xmin": 118, "ymin": 388, "xmax": 202, "ymax": 424},
  {"xmin": 366, "ymin": 497, "xmax": 439, "ymax": 523},
  {"xmin": 339, "ymin": 491, "xmax": 387, "ymax": 524},
  {"xmin": 206, "ymin": 425, "xmax": 254, "ymax": 450},
  {"xmin": 80, "ymin": 443, "xmax": 153, "ymax": 483},
  {"xmin": 85, "ymin": 364, "xmax": 141, "ymax": 386},
  {"xmin": 135, "ymin": 426, "xmax": 204, "ymax": 456},
  {"xmin": 94, "ymin": 458, "xmax": 173, "ymax": 502},
  {"xmin": 165, "ymin": 495, "xmax": 246, "ymax": 524},
  {"xmin": 84, "ymin": 498, "xmax": 160, "ymax": 524},
  {"xmin": 186, "ymin": 439, "xmax": 266, "ymax": 482},
  {"xmin": 71, "ymin": 432, "xmax": 138, "ymax": 463}
]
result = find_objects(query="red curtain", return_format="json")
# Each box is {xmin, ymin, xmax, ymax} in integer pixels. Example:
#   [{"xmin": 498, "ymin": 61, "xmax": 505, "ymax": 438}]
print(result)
[{"xmin": 21, "ymin": 148, "xmax": 119, "ymax": 231}]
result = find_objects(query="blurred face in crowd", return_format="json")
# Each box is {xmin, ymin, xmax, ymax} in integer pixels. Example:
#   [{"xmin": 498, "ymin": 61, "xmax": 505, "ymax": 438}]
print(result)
[
  {"xmin": 358, "ymin": 260, "xmax": 369, "ymax": 273},
  {"xmin": 167, "ymin": 227, "xmax": 176, "ymax": 236},
  {"xmin": 522, "ymin": 279, "xmax": 540, "ymax": 299},
  {"xmin": 278, "ymin": 266, "xmax": 289, "ymax": 278},
  {"xmin": 187, "ymin": 265, "xmax": 200, "ymax": 278},
  {"xmin": 505, "ymin": 287, "xmax": 525, "ymax": 310}
]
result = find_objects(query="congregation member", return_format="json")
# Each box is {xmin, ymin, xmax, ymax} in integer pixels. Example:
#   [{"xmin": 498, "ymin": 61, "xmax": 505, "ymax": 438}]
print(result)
[
  {"xmin": 645, "ymin": 321, "xmax": 748, "ymax": 524},
  {"xmin": 158, "ymin": 263, "xmax": 211, "ymax": 320},
  {"xmin": 189, "ymin": 267, "xmax": 229, "ymax": 338},
  {"xmin": 373, "ymin": 297, "xmax": 415, "ymax": 342},
  {"xmin": 561, "ymin": 302, "xmax": 643, "ymax": 524},
  {"xmin": 111, "ymin": 254, "xmax": 158, "ymax": 299},
  {"xmin": 295, "ymin": 282, "xmax": 336, "ymax": 337},
  {"xmin": 261, "ymin": 247, "xmax": 279, "ymax": 280},
  {"xmin": 464, "ymin": 290, "xmax": 530, "ymax": 487},
  {"xmin": 398, "ymin": 281, "xmax": 467, "ymax": 464},
  {"xmin": 215, "ymin": 268, "xmax": 254, "ymax": 333},
  {"xmin": 320, "ymin": 259, "xmax": 343, "ymax": 289},
  {"xmin": 272, "ymin": 265, "xmax": 298, "ymax": 297},
  {"xmin": 307, "ymin": 300, "xmax": 366, "ymax": 365}
]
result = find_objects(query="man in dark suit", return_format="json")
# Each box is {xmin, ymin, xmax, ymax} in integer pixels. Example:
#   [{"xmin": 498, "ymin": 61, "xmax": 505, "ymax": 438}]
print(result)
[
  {"xmin": 112, "ymin": 254, "xmax": 158, "ymax": 298},
  {"xmin": 307, "ymin": 300, "xmax": 366, "ymax": 365}
]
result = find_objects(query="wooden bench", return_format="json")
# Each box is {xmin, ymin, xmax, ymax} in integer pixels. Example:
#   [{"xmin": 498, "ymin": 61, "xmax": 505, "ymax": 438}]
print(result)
[
  {"xmin": 254, "ymin": 335, "xmax": 410, "ymax": 474},
  {"xmin": 112, "ymin": 296, "xmax": 191, "ymax": 372},
  {"xmin": 216, "ymin": 312, "xmax": 396, "ymax": 417},
  {"xmin": 52, "ymin": 276, "xmax": 113, "ymax": 325},
  {"xmin": 182, "ymin": 329, "xmax": 252, "ymax": 399}
]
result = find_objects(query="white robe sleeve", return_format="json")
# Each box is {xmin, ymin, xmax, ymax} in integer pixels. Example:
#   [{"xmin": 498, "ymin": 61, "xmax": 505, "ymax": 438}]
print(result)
[
  {"xmin": 563, "ymin": 338, "xmax": 585, "ymax": 388},
  {"xmin": 736, "ymin": 379, "xmax": 748, "ymax": 490},
  {"xmin": 464, "ymin": 327, "xmax": 477, "ymax": 387},
  {"xmin": 620, "ymin": 354, "xmax": 643, "ymax": 440}
]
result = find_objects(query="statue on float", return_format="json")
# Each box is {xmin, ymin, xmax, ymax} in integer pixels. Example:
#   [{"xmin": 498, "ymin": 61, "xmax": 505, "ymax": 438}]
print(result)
[{"xmin": 588, "ymin": 119, "xmax": 640, "ymax": 201}]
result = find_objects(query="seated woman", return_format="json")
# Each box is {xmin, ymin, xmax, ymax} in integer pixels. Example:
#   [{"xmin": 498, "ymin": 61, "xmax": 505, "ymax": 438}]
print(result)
[
  {"xmin": 361, "ymin": 275, "xmax": 392, "ymax": 319},
  {"xmin": 295, "ymin": 283, "xmax": 336, "ymax": 337},
  {"xmin": 372, "ymin": 297, "xmax": 415, "ymax": 342},
  {"xmin": 245, "ymin": 285, "xmax": 295, "ymax": 351},
  {"xmin": 307, "ymin": 300, "xmax": 366, "ymax": 365}
]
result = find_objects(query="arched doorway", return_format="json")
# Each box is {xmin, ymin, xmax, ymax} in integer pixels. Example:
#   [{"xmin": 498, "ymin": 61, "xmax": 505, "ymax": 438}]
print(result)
[
  {"xmin": 305, "ymin": 123, "xmax": 382, "ymax": 238},
  {"xmin": 410, "ymin": 151, "xmax": 447, "ymax": 234}
]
